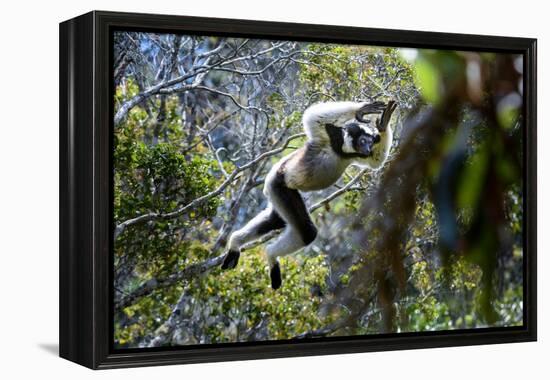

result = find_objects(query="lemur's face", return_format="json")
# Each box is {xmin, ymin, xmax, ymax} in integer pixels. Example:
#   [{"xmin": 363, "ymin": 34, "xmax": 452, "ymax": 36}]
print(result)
[{"xmin": 342, "ymin": 121, "xmax": 381, "ymax": 157}]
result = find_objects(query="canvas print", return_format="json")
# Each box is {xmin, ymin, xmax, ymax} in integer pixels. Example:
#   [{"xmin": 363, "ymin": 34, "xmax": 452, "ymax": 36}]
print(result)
[{"xmin": 112, "ymin": 31, "xmax": 524, "ymax": 348}]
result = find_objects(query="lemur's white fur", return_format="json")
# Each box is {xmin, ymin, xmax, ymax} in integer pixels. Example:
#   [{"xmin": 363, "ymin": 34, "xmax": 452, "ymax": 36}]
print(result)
[
  {"xmin": 341, "ymin": 130, "xmax": 356, "ymax": 154},
  {"xmin": 224, "ymin": 101, "xmax": 395, "ymax": 288},
  {"xmin": 354, "ymin": 120, "xmax": 393, "ymax": 170},
  {"xmin": 302, "ymin": 101, "xmax": 363, "ymax": 142}
]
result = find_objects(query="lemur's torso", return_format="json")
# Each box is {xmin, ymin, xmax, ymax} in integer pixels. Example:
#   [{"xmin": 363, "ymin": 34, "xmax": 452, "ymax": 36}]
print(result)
[{"xmin": 270, "ymin": 142, "xmax": 352, "ymax": 192}]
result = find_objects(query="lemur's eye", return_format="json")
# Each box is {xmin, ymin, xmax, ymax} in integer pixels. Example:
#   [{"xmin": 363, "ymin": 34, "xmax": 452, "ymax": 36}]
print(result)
[{"xmin": 359, "ymin": 136, "xmax": 369, "ymax": 146}]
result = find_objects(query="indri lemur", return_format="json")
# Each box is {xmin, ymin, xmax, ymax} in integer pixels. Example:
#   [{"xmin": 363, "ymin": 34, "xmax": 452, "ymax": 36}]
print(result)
[{"xmin": 221, "ymin": 100, "xmax": 397, "ymax": 289}]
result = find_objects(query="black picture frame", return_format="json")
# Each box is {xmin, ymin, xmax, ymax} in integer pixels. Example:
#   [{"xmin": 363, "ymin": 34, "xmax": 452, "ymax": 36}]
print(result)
[{"xmin": 59, "ymin": 10, "xmax": 537, "ymax": 369}]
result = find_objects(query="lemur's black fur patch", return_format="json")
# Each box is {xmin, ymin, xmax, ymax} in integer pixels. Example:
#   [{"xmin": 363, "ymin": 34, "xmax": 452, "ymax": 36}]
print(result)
[
  {"xmin": 272, "ymin": 166, "xmax": 318, "ymax": 245},
  {"xmin": 325, "ymin": 123, "xmax": 369, "ymax": 159},
  {"xmin": 256, "ymin": 210, "xmax": 286, "ymax": 235}
]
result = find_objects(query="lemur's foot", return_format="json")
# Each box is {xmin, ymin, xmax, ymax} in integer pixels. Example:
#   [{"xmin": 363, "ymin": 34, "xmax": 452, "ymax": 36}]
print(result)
[
  {"xmin": 356, "ymin": 101, "xmax": 387, "ymax": 122},
  {"xmin": 376, "ymin": 100, "xmax": 397, "ymax": 132},
  {"xmin": 221, "ymin": 250, "xmax": 240, "ymax": 270},
  {"xmin": 270, "ymin": 262, "xmax": 282, "ymax": 290}
]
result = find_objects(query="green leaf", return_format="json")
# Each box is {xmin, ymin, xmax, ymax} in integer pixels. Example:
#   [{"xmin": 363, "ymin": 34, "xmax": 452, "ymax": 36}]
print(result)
[
  {"xmin": 457, "ymin": 147, "xmax": 489, "ymax": 210},
  {"xmin": 414, "ymin": 58, "xmax": 441, "ymax": 105}
]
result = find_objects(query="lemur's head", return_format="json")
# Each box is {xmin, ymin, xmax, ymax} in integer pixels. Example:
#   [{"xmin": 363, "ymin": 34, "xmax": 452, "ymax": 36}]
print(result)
[{"xmin": 342, "ymin": 121, "xmax": 381, "ymax": 157}]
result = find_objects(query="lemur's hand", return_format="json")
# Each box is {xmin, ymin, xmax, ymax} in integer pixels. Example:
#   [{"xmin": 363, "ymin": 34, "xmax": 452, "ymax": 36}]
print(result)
[
  {"xmin": 375, "ymin": 100, "xmax": 397, "ymax": 132},
  {"xmin": 355, "ymin": 101, "xmax": 387, "ymax": 123}
]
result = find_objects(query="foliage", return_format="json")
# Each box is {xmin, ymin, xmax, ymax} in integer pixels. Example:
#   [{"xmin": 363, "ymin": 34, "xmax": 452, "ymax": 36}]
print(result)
[{"xmin": 116, "ymin": 245, "xmax": 330, "ymax": 347}]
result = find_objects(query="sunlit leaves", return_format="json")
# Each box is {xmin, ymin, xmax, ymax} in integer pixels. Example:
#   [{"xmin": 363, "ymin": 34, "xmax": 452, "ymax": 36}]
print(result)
[
  {"xmin": 115, "ymin": 250, "xmax": 332, "ymax": 346},
  {"xmin": 299, "ymin": 44, "xmax": 418, "ymax": 107}
]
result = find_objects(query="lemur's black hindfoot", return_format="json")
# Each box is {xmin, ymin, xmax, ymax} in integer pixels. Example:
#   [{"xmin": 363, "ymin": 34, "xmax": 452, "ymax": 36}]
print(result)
[
  {"xmin": 221, "ymin": 249, "xmax": 240, "ymax": 270},
  {"xmin": 270, "ymin": 262, "xmax": 282, "ymax": 290}
]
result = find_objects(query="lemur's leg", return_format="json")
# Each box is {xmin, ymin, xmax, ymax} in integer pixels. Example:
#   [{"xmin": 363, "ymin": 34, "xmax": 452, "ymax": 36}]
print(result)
[
  {"xmin": 265, "ymin": 171, "xmax": 318, "ymax": 289},
  {"xmin": 221, "ymin": 206, "xmax": 286, "ymax": 270},
  {"xmin": 265, "ymin": 228, "xmax": 306, "ymax": 289}
]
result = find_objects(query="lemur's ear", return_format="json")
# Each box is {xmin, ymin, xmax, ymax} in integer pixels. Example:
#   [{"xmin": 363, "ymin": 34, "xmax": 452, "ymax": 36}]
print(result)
[
  {"xmin": 376, "ymin": 100, "xmax": 397, "ymax": 132},
  {"xmin": 355, "ymin": 101, "xmax": 386, "ymax": 123}
]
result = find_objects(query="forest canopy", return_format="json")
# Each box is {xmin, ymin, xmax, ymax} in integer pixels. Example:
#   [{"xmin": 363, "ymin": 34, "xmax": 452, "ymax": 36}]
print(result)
[{"xmin": 112, "ymin": 32, "xmax": 524, "ymax": 348}]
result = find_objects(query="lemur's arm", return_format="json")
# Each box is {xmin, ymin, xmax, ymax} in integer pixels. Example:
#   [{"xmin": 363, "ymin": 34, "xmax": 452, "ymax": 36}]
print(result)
[{"xmin": 302, "ymin": 101, "xmax": 386, "ymax": 142}]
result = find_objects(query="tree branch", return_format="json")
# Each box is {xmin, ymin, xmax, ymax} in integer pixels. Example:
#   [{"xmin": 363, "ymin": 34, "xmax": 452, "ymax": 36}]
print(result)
[
  {"xmin": 188, "ymin": 86, "xmax": 265, "ymax": 113},
  {"xmin": 115, "ymin": 254, "xmax": 225, "ymax": 310},
  {"xmin": 308, "ymin": 168, "xmax": 370, "ymax": 211}
]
